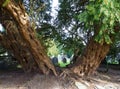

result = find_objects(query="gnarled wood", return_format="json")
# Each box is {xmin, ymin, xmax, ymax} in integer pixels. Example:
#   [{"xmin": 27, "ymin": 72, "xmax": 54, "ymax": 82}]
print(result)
[
  {"xmin": 71, "ymin": 37, "xmax": 110, "ymax": 76},
  {"xmin": 0, "ymin": 0, "xmax": 57, "ymax": 76}
]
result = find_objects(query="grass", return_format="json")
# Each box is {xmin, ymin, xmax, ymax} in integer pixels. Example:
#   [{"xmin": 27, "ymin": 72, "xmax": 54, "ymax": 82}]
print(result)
[{"xmin": 58, "ymin": 60, "xmax": 70, "ymax": 67}]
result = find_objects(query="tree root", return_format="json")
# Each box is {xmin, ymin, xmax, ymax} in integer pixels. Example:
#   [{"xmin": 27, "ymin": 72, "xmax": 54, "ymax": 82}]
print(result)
[
  {"xmin": 58, "ymin": 68, "xmax": 94, "ymax": 89},
  {"xmin": 59, "ymin": 68, "xmax": 82, "ymax": 83}
]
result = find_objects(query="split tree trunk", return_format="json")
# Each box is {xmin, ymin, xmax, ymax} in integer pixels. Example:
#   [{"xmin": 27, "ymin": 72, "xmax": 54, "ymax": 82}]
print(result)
[
  {"xmin": 71, "ymin": 37, "xmax": 110, "ymax": 76},
  {"xmin": 0, "ymin": 0, "xmax": 57, "ymax": 75}
]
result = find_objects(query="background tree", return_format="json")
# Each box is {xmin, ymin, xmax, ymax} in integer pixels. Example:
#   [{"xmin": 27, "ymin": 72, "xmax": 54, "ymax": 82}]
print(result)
[
  {"xmin": 107, "ymin": 33, "xmax": 120, "ymax": 63},
  {"xmin": 54, "ymin": 0, "xmax": 87, "ymax": 54}
]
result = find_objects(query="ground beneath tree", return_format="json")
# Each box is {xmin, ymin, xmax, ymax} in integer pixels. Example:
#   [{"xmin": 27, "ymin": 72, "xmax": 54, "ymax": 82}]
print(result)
[{"xmin": 0, "ymin": 68, "xmax": 119, "ymax": 89}]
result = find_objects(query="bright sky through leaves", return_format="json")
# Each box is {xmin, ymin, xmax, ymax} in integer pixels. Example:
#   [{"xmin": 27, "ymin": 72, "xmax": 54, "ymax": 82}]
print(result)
[
  {"xmin": 51, "ymin": 0, "xmax": 58, "ymax": 17},
  {"xmin": 0, "ymin": 24, "xmax": 5, "ymax": 32}
]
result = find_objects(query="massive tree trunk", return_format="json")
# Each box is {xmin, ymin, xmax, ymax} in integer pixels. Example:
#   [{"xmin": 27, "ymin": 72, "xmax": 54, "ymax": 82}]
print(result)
[
  {"xmin": 0, "ymin": 0, "xmax": 57, "ymax": 75},
  {"xmin": 71, "ymin": 24, "xmax": 120, "ymax": 76},
  {"xmin": 71, "ymin": 37, "xmax": 110, "ymax": 76}
]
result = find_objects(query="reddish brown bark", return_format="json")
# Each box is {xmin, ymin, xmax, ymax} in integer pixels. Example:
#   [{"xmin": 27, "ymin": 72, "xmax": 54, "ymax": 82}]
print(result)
[
  {"xmin": 0, "ymin": 0, "xmax": 57, "ymax": 75},
  {"xmin": 71, "ymin": 37, "xmax": 110, "ymax": 76}
]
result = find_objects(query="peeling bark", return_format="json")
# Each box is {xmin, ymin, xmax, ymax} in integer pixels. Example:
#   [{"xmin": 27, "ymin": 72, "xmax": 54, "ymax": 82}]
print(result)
[
  {"xmin": 0, "ymin": 0, "xmax": 57, "ymax": 76},
  {"xmin": 71, "ymin": 24, "xmax": 119, "ymax": 76},
  {"xmin": 71, "ymin": 37, "xmax": 110, "ymax": 76}
]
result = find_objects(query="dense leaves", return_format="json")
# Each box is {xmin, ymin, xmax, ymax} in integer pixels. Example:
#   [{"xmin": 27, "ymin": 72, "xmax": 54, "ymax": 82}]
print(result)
[
  {"xmin": 78, "ymin": 0, "xmax": 120, "ymax": 44},
  {"xmin": 54, "ymin": 0, "xmax": 88, "ymax": 54}
]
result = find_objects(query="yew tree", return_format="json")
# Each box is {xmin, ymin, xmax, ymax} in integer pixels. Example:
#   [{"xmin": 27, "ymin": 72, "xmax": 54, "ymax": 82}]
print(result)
[
  {"xmin": 0, "ymin": 0, "xmax": 120, "ymax": 77},
  {"xmin": 56, "ymin": 0, "xmax": 120, "ymax": 76},
  {"xmin": 0, "ymin": 0, "xmax": 57, "ymax": 75}
]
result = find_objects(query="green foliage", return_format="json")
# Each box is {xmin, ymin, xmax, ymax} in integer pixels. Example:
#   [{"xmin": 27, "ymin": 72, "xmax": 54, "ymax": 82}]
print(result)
[
  {"xmin": 55, "ymin": 0, "xmax": 86, "ymax": 54},
  {"xmin": 78, "ymin": 0, "xmax": 120, "ymax": 44},
  {"xmin": 58, "ymin": 60, "xmax": 70, "ymax": 67},
  {"xmin": 47, "ymin": 40, "xmax": 60, "ymax": 56},
  {"xmin": 46, "ymin": 40, "xmax": 74, "ymax": 57},
  {"xmin": 2, "ymin": 0, "xmax": 10, "ymax": 7},
  {"xmin": 107, "ymin": 33, "xmax": 120, "ymax": 59}
]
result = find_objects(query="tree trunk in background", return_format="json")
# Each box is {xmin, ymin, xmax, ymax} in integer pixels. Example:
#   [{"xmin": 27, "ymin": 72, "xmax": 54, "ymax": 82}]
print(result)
[
  {"xmin": 0, "ymin": 0, "xmax": 57, "ymax": 76},
  {"xmin": 71, "ymin": 37, "xmax": 110, "ymax": 76}
]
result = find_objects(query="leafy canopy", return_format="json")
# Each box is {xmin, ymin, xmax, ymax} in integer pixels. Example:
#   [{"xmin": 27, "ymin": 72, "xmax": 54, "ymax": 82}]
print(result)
[{"xmin": 78, "ymin": 0, "xmax": 120, "ymax": 44}]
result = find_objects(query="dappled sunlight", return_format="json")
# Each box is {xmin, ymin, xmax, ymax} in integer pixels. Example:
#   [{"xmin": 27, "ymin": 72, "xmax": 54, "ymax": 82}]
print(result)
[
  {"xmin": 87, "ymin": 69, "xmax": 120, "ymax": 89},
  {"xmin": 0, "ymin": 69, "xmax": 119, "ymax": 89}
]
